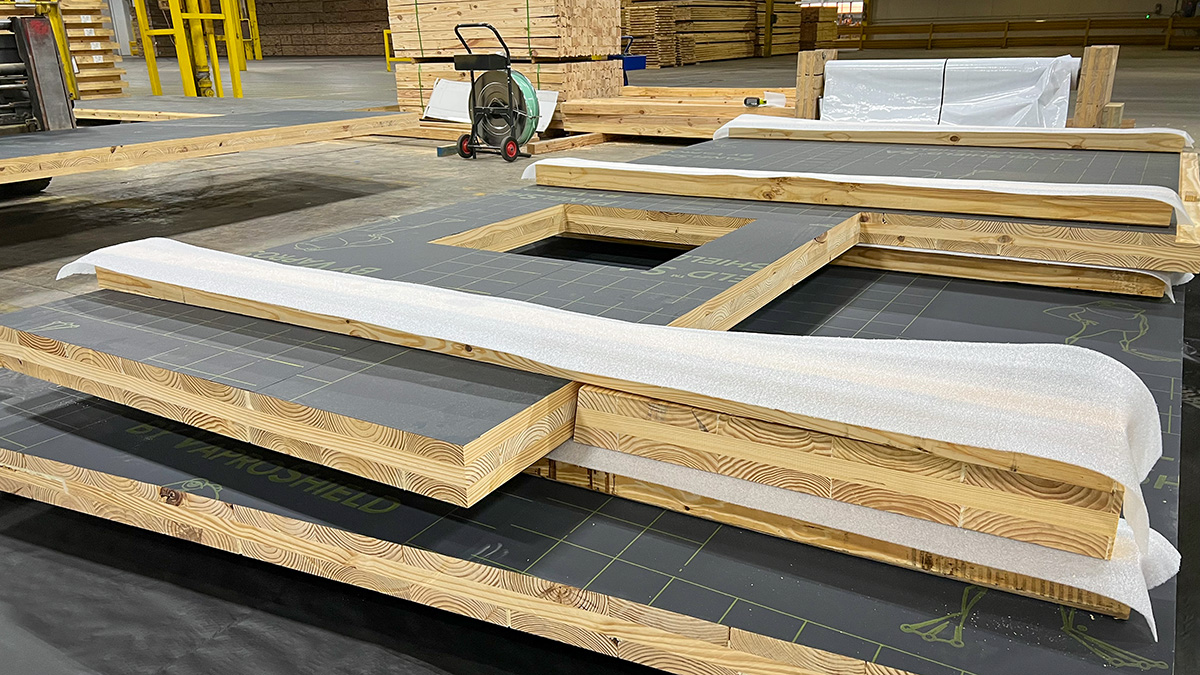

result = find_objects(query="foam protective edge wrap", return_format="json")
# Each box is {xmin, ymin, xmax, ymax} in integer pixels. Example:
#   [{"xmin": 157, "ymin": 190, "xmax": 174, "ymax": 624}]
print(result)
[
  {"xmin": 520, "ymin": 158, "xmax": 1193, "ymax": 226},
  {"xmin": 712, "ymin": 114, "xmax": 1197, "ymax": 147},
  {"xmin": 58, "ymin": 238, "xmax": 1181, "ymax": 635}
]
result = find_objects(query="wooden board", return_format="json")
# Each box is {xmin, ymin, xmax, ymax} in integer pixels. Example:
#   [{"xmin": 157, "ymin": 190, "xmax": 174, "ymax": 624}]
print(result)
[
  {"xmin": 0, "ymin": 112, "xmax": 419, "ymax": 184},
  {"xmin": 529, "ymin": 161, "xmax": 1178, "ymax": 227},
  {"xmin": 726, "ymin": 124, "xmax": 1189, "ymax": 153},
  {"xmin": 573, "ymin": 385, "xmax": 1122, "ymax": 559},
  {"xmin": 0, "ymin": 446, "xmax": 917, "ymax": 675},
  {"xmin": 795, "ymin": 48, "xmax": 837, "ymax": 119},
  {"xmin": 834, "ymin": 246, "xmax": 1169, "ymax": 298},
  {"xmin": 0, "ymin": 295, "xmax": 576, "ymax": 508},
  {"xmin": 1073, "ymin": 45, "xmax": 1120, "ymax": 128},
  {"xmin": 89, "ymin": 268, "xmax": 1138, "ymax": 506},
  {"xmin": 526, "ymin": 458, "xmax": 1131, "ymax": 618}
]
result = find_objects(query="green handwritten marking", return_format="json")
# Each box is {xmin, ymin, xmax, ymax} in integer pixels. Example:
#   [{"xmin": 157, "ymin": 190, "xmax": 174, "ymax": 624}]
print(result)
[
  {"xmin": 162, "ymin": 478, "xmax": 223, "ymax": 499},
  {"xmin": 1060, "ymin": 607, "xmax": 1167, "ymax": 670},
  {"xmin": 1154, "ymin": 475, "xmax": 1179, "ymax": 490},
  {"xmin": 900, "ymin": 586, "xmax": 988, "ymax": 648},
  {"xmin": 1043, "ymin": 300, "xmax": 1177, "ymax": 362}
]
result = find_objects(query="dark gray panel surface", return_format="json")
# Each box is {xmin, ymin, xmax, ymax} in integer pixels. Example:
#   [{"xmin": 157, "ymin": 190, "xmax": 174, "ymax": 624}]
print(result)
[
  {"xmin": 253, "ymin": 185, "xmax": 856, "ymax": 325},
  {"xmin": 644, "ymin": 138, "xmax": 1181, "ymax": 190},
  {"xmin": 0, "ymin": 291, "xmax": 566, "ymax": 446},
  {"xmin": 0, "ymin": 271, "xmax": 1182, "ymax": 675},
  {"xmin": 0, "ymin": 111, "xmax": 411, "ymax": 161}
]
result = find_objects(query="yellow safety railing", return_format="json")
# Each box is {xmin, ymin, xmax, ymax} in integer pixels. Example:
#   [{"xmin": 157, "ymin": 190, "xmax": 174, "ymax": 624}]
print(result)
[
  {"xmin": 133, "ymin": 0, "xmax": 244, "ymax": 97},
  {"xmin": 0, "ymin": 0, "xmax": 78, "ymax": 98},
  {"xmin": 383, "ymin": 29, "xmax": 406, "ymax": 71}
]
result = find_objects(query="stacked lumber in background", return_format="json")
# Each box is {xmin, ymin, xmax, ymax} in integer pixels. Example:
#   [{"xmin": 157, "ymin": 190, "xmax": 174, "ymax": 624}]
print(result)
[
  {"xmin": 387, "ymin": 0, "xmax": 620, "ymax": 60},
  {"xmin": 682, "ymin": 0, "xmax": 756, "ymax": 62},
  {"xmin": 800, "ymin": 5, "xmax": 838, "ymax": 48},
  {"xmin": 0, "ymin": 0, "xmax": 128, "ymax": 100},
  {"xmin": 755, "ymin": 0, "xmax": 801, "ymax": 56},
  {"xmin": 256, "ymin": 0, "xmax": 389, "ymax": 56},
  {"xmin": 575, "ymin": 385, "xmax": 1125, "ymax": 559},
  {"xmin": 561, "ymin": 86, "xmax": 796, "ymax": 138},
  {"xmin": 388, "ymin": 0, "xmax": 623, "ymax": 123},
  {"xmin": 620, "ymin": 1, "xmax": 677, "ymax": 69}
]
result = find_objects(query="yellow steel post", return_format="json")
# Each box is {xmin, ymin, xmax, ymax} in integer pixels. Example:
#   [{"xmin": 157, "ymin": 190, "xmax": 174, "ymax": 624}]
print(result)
[
  {"xmin": 39, "ymin": 2, "xmax": 78, "ymax": 98},
  {"xmin": 219, "ymin": 0, "xmax": 243, "ymax": 97},
  {"xmin": 244, "ymin": 0, "xmax": 261, "ymax": 60},
  {"xmin": 203, "ymin": 7, "xmax": 223, "ymax": 96},
  {"xmin": 166, "ymin": 0, "xmax": 198, "ymax": 96},
  {"xmin": 183, "ymin": 0, "xmax": 213, "ymax": 95},
  {"xmin": 131, "ymin": 0, "xmax": 161, "ymax": 95},
  {"xmin": 228, "ymin": 0, "xmax": 247, "ymax": 70},
  {"xmin": 384, "ymin": 29, "xmax": 392, "ymax": 71}
]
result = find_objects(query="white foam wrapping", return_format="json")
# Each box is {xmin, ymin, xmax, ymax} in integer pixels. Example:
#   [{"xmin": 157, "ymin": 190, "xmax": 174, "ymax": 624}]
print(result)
[
  {"xmin": 521, "ymin": 158, "xmax": 1193, "ymax": 226},
  {"xmin": 713, "ymin": 114, "xmax": 1197, "ymax": 148},
  {"xmin": 58, "ymin": 238, "xmax": 1181, "ymax": 635},
  {"xmin": 423, "ymin": 78, "xmax": 559, "ymax": 133},
  {"xmin": 821, "ymin": 56, "xmax": 1080, "ymax": 127}
]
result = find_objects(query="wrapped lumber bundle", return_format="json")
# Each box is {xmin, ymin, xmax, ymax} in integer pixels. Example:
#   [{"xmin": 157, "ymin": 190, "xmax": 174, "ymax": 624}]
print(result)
[
  {"xmin": 680, "ymin": 0, "xmax": 756, "ymax": 62},
  {"xmin": 1, "ymin": 0, "xmax": 129, "ymax": 100},
  {"xmin": 387, "ymin": 0, "xmax": 621, "ymax": 60}
]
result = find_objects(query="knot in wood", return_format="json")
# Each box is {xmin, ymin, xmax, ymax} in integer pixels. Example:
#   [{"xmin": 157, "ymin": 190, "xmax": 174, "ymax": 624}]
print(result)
[{"xmin": 160, "ymin": 487, "xmax": 183, "ymax": 506}]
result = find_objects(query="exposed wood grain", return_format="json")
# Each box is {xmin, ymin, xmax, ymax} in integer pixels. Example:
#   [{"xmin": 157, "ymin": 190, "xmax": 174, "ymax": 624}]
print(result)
[
  {"xmin": 526, "ymin": 459, "xmax": 1130, "ymax": 618},
  {"xmin": 0, "ymin": 330, "xmax": 576, "ymax": 508},
  {"xmin": 0, "ymin": 114, "xmax": 420, "ymax": 184},
  {"xmin": 530, "ymin": 162, "xmax": 1177, "ymax": 227},
  {"xmin": 0, "ymin": 446, "xmax": 915, "ymax": 675},
  {"xmin": 834, "ymin": 246, "xmax": 1168, "ymax": 297},
  {"xmin": 574, "ymin": 388, "xmax": 1120, "ymax": 558},
  {"xmin": 93, "ymin": 268, "xmax": 1129, "ymax": 497},
  {"xmin": 1073, "ymin": 45, "xmax": 1120, "ymax": 128},
  {"xmin": 795, "ymin": 49, "xmax": 837, "ymax": 119}
]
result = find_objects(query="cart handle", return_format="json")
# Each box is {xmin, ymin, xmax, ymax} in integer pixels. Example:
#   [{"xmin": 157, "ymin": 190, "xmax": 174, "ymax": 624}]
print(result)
[{"xmin": 454, "ymin": 23, "xmax": 511, "ymax": 61}]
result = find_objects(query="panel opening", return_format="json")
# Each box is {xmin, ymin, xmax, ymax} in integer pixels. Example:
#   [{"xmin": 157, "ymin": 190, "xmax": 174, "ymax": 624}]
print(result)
[{"xmin": 430, "ymin": 205, "xmax": 755, "ymax": 270}]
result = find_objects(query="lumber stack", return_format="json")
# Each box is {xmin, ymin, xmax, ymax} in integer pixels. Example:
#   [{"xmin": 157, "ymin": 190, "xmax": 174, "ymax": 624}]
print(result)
[
  {"xmin": 0, "ymin": 0, "xmax": 128, "ymax": 100},
  {"xmin": 574, "ymin": 386, "xmax": 1124, "ymax": 559},
  {"xmin": 386, "ymin": 0, "xmax": 620, "ymax": 60},
  {"xmin": 561, "ymin": 86, "xmax": 796, "ymax": 138},
  {"xmin": 682, "ymin": 0, "xmax": 757, "ymax": 62},
  {"xmin": 256, "ymin": 0, "xmax": 389, "ymax": 56},
  {"xmin": 800, "ymin": 5, "xmax": 838, "ymax": 48},
  {"xmin": 620, "ymin": 1, "xmax": 679, "ymax": 69}
]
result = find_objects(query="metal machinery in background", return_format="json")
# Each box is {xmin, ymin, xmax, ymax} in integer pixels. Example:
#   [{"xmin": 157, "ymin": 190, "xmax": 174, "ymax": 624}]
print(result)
[
  {"xmin": 133, "ymin": 0, "xmax": 260, "ymax": 98},
  {"xmin": 0, "ymin": 13, "xmax": 74, "ymax": 198}
]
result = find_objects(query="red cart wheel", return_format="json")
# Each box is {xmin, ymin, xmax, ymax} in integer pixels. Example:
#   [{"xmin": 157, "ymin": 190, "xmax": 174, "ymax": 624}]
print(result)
[
  {"xmin": 457, "ymin": 134, "xmax": 475, "ymax": 159},
  {"xmin": 502, "ymin": 137, "xmax": 520, "ymax": 162}
]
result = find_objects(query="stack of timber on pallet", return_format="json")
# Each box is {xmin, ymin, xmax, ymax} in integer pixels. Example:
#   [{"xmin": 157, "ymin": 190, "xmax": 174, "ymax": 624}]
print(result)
[
  {"xmin": 561, "ymin": 86, "xmax": 796, "ymax": 138},
  {"xmin": 620, "ymin": 1, "xmax": 677, "ymax": 69},
  {"xmin": 387, "ymin": 0, "xmax": 620, "ymax": 59},
  {"xmin": 755, "ymin": 0, "xmax": 803, "ymax": 56},
  {"xmin": 682, "ymin": 0, "xmax": 757, "ymax": 62},
  {"xmin": 675, "ymin": 4, "xmax": 696, "ymax": 64},
  {"xmin": 256, "ymin": 0, "xmax": 389, "ymax": 56},
  {"xmin": 388, "ymin": 0, "xmax": 623, "ymax": 121},
  {"xmin": 0, "ymin": 0, "xmax": 128, "ymax": 99},
  {"xmin": 799, "ymin": 5, "xmax": 838, "ymax": 48}
]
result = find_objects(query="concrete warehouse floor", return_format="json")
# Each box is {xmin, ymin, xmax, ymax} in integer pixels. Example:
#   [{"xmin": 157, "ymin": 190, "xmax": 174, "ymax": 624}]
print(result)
[{"xmin": 0, "ymin": 46, "xmax": 1198, "ymax": 675}]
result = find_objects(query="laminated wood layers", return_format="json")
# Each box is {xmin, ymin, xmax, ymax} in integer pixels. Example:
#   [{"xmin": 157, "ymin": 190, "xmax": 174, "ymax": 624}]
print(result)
[
  {"xmin": 561, "ymin": 89, "xmax": 796, "ymax": 138},
  {"xmin": 0, "ymin": 442, "xmax": 924, "ymax": 675},
  {"xmin": 386, "ymin": 0, "xmax": 620, "ymax": 59},
  {"xmin": 0, "ymin": 304, "xmax": 577, "ymax": 509},
  {"xmin": 527, "ymin": 458, "xmax": 1131, "ymax": 618},
  {"xmin": 573, "ymin": 385, "xmax": 1124, "ymax": 559}
]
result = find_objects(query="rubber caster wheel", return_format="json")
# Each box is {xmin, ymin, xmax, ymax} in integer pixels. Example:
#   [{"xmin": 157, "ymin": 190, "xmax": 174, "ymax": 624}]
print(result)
[
  {"xmin": 456, "ymin": 133, "xmax": 476, "ymax": 159},
  {"xmin": 0, "ymin": 177, "xmax": 51, "ymax": 200},
  {"xmin": 502, "ymin": 137, "xmax": 520, "ymax": 162}
]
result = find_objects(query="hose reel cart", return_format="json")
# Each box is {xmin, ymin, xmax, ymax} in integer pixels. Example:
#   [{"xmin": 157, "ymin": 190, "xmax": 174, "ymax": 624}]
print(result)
[{"xmin": 452, "ymin": 23, "xmax": 539, "ymax": 162}]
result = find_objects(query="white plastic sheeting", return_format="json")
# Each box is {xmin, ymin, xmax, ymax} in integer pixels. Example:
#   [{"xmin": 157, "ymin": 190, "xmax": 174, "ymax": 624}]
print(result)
[
  {"xmin": 521, "ymin": 157, "xmax": 1193, "ymax": 226},
  {"xmin": 712, "ymin": 114, "xmax": 1198, "ymax": 148},
  {"xmin": 422, "ymin": 78, "xmax": 559, "ymax": 133},
  {"xmin": 820, "ymin": 56, "xmax": 1081, "ymax": 127},
  {"xmin": 59, "ymin": 237, "xmax": 1180, "ymax": 635},
  {"xmin": 941, "ymin": 56, "xmax": 1076, "ymax": 127},
  {"xmin": 822, "ymin": 59, "xmax": 945, "ymax": 123}
]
